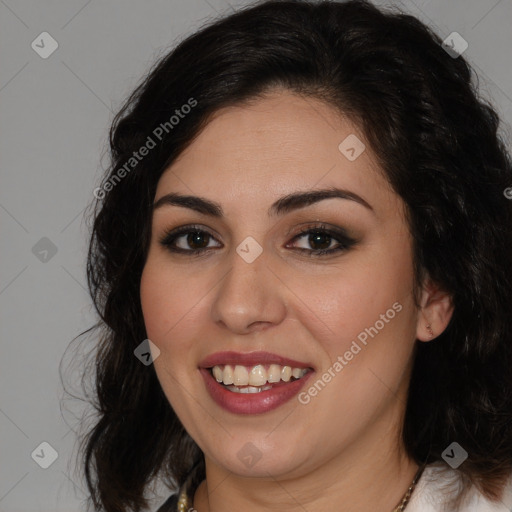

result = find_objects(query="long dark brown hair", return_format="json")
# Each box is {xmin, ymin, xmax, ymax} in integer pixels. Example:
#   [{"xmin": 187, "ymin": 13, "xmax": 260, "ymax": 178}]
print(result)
[{"xmin": 63, "ymin": 1, "xmax": 512, "ymax": 510}]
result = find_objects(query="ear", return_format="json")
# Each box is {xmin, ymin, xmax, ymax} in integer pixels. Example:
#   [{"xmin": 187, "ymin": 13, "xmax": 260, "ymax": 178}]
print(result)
[{"xmin": 416, "ymin": 277, "xmax": 454, "ymax": 342}]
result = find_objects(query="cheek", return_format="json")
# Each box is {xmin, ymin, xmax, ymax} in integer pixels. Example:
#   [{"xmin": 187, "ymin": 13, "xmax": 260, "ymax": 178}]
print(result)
[
  {"xmin": 139, "ymin": 265, "xmax": 169, "ymax": 341},
  {"xmin": 140, "ymin": 222, "xmax": 416, "ymax": 355},
  {"xmin": 140, "ymin": 258, "xmax": 202, "ymax": 344},
  {"xmin": 139, "ymin": 260, "xmax": 202, "ymax": 409},
  {"xmin": 291, "ymin": 241, "xmax": 415, "ymax": 358},
  {"xmin": 139, "ymin": 257, "xmax": 218, "ymax": 393}
]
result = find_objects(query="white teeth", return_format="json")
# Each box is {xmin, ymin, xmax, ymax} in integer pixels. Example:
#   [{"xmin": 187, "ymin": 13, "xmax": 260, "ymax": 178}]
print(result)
[
  {"xmin": 268, "ymin": 364, "xmax": 282, "ymax": 383},
  {"xmin": 249, "ymin": 365, "xmax": 267, "ymax": 386},
  {"xmin": 281, "ymin": 366, "xmax": 292, "ymax": 382},
  {"xmin": 291, "ymin": 367, "xmax": 302, "ymax": 379},
  {"xmin": 211, "ymin": 363, "xmax": 309, "ymax": 388},
  {"xmin": 212, "ymin": 366, "xmax": 223, "ymax": 382},
  {"xmin": 223, "ymin": 364, "xmax": 234, "ymax": 385},
  {"xmin": 233, "ymin": 365, "xmax": 249, "ymax": 386},
  {"xmin": 226, "ymin": 384, "xmax": 273, "ymax": 393}
]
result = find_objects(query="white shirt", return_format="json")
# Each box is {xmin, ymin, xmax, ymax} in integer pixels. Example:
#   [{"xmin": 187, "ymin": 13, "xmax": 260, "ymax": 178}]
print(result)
[{"xmin": 407, "ymin": 463, "xmax": 512, "ymax": 512}]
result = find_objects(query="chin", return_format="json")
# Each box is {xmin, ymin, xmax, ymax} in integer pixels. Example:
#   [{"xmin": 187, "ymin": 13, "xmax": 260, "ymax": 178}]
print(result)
[{"xmin": 207, "ymin": 437, "xmax": 314, "ymax": 479}]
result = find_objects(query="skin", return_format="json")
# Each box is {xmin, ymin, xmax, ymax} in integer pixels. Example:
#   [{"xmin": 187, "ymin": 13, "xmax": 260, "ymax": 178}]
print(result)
[{"xmin": 139, "ymin": 88, "xmax": 454, "ymax": 512}]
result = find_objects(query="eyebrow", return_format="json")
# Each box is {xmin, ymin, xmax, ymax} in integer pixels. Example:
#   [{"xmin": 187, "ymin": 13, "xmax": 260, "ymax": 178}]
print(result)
[{"xmin": 152, "ymin": 187, "xmax": 374, "ymax": 217}]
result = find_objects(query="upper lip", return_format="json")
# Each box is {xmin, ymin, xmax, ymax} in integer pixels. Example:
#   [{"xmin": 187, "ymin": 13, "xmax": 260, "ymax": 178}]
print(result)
[{"xmin": 199, "ymin": 351, "xmax": 314, "ymax": 370}]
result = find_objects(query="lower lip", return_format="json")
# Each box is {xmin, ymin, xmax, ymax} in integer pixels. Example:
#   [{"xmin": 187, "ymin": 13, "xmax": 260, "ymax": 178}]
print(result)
[{"xmin": 200, "ymin": 368, "xmax": 314, "ymax": 415}]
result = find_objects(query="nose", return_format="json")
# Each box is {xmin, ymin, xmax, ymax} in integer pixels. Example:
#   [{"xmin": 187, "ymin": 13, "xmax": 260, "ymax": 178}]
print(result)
[{"xmin": 210, "ymin": 245, "xmax": 287, "ymax": 334}]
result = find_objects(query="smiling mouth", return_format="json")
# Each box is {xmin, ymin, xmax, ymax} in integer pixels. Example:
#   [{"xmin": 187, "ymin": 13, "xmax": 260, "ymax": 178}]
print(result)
[{"xmin": 209, "ymin": 363, "xmax": 312, "ymax": 393}]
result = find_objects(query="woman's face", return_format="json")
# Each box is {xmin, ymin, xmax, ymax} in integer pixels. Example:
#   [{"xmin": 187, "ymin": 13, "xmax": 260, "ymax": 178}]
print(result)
[{"xmin": 140, "ymin": 88, "xmax": 423, "ymax": 479}]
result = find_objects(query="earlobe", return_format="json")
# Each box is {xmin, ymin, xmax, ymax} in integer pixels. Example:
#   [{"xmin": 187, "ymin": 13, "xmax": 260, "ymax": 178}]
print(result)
[{"xmin": 416, "ymin": 278, "xmax": 454, "ymax": 342}]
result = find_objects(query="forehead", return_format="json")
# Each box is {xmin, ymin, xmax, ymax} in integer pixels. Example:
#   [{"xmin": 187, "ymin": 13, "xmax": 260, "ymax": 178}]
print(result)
[{"xmin": 155, "ymin": 89, "xmax": 396, "ymax": 218}]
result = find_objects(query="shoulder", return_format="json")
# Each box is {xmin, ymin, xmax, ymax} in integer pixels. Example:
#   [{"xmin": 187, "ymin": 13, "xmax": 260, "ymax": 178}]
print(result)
[
  {"xmin": 155, "ymin": 492, "xmax": 179, "ymax": 512},
  {"xmin": 407, "ymin": 463, "xmax": 512, "ymax": 512}
]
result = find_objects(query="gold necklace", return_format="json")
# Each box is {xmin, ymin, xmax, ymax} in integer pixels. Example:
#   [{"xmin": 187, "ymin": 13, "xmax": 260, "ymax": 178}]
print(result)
[
  {"xmin": 177, "ymin": 464, "xmax": 425, "ymax": 512},
  {"xmin": 392, "ymin": 464, "xmax": 425, "ymax": 511}
]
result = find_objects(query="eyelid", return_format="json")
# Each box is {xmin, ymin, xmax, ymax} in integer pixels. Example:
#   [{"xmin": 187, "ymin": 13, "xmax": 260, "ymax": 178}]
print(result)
[{"xmin": 285, "ymin": 221, "xmax": 352, "ymax": 238}]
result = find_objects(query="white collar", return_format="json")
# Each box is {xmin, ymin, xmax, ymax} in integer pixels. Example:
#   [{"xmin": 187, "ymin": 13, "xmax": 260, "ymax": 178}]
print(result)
[{"xmin": 406, "ymin": 463, "xmax": 512, "ymax": 512}]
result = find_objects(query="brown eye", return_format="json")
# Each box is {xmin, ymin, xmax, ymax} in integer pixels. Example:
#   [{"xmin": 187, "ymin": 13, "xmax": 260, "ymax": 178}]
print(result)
[
  {"xmin": 159, "ymin": 223, "xmax": 357, "ymax": 257},
  {"xmin": 304, "ymin": 231, "xmax": 334, "ymax": 251},
  {"xmin": 184, "ymin": 231, "xmax": 211, "ymax": 250},
  {"xmin": 287, "ymin": 223, "xmax": 357, "ymax": 257},
  {"xmin": 159, "ymin": 225, "xmax": 222, "ymax": 254}
]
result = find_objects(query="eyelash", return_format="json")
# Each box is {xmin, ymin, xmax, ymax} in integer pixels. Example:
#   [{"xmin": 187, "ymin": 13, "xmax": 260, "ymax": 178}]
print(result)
[{"xmin": 158, "ymin": 223, "xmax": 357, "ymax": 258}]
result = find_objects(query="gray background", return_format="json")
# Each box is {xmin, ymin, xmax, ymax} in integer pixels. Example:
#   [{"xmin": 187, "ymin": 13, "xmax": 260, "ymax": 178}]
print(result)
[{"xmin": 1, "ymin": 1, "xmax": 511, "ymax": 511}]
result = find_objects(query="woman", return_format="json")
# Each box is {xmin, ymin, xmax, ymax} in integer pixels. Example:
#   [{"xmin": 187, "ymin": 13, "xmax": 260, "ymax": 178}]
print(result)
[{"xmin": 78, "ymin": 1, "xmax": 512, "ymax": 511}]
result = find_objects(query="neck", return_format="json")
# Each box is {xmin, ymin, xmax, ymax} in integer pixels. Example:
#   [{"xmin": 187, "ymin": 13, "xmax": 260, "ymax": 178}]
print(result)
[{"xmin": 192, "ymin": 404, "xmax": 420, "ymax": 512}]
